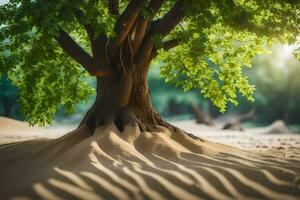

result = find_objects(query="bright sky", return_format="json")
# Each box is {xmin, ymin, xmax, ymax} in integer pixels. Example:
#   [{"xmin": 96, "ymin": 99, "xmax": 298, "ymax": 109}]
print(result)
[{"xmin": 0, "ymin": 0, "xmax": 9, "ymax": 6}]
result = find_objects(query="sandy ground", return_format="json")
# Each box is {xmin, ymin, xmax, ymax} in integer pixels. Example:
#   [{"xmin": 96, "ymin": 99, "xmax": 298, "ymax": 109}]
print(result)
[
  {"xmin": 1, "ymin": 117, "xmax": 299, "ymax": 150},
  {"xmin": 0, "ymin": 117, "xmax": 300, "ymax": 200},
  {"xmin": 173, "ymin": 120, "xmax": 300, "ymax": 150}
]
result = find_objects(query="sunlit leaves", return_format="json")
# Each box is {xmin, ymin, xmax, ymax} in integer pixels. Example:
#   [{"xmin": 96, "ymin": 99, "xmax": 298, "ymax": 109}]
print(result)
[
  {"xmin": 0, "ymin": 0, "xmax": 102, "ymax": 125},
  {"xmin": 6, "ymin": 39, "xmax": 94, "ymax": 126},
  {"xmin": 158, "ymin": 0, "xmax": 298, "ymax": 112}
]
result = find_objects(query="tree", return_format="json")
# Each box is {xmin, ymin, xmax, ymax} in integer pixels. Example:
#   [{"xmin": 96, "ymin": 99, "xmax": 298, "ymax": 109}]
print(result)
[{"xmin": 0, "ymin": 0, "xmax": 299, "ymax": 134}]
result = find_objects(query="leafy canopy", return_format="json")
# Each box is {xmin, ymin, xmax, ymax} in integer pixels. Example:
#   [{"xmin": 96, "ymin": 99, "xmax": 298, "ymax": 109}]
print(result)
[{"xmin": 0, "ymin": 0, "xmax": 299, "ymax": 125}]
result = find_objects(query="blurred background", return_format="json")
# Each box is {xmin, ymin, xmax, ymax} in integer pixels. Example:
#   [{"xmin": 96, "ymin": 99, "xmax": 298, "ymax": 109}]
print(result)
[{"xmin": 1, "ymin": 44, "xmax": 300, "ymax": 132}]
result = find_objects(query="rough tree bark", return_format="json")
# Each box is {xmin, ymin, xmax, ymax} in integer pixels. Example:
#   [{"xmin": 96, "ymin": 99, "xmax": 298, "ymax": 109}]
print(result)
[{"xmin": 80, "ymin": 70, "xmax": 166, "ymax": 132}]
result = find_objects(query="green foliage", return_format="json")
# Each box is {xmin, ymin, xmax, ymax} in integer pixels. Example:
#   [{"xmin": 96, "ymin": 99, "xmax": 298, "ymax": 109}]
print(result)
[
  {"xmin": 292, "ymin": 41, "xmax": 300, "ymax": 61},
  {"xmin": 0, "ymin": 0, "xmax": 299, "ymax": 125},
  {"xmin": 0, "ymin": 0, "xmax": 100, "ymax": 125},
  {"xmin": 207, "ymin": 44, "xmax": 300, "ymax": 124},
  {"xmin": 157, "ymin": 0, "xmax": 299, "ymax": 112}
]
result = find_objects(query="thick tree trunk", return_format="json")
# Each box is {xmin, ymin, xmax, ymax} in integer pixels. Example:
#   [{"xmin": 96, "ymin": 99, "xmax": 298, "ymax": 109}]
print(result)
[{"xmin": 80, "ymin": 68, "xmax": 166, "ymax": 132}]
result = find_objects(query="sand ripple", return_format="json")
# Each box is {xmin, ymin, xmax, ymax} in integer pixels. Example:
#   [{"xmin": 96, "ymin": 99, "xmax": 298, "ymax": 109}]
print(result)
[{"xmin": 0, "ymin": 123, "xmax": 300, "ymax": 200}]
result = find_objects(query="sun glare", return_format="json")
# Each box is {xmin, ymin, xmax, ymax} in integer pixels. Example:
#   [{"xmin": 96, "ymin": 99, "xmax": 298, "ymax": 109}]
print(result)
[{"xmin": 271, "ymin": 44, "xmax": 298, "ymax": 70}]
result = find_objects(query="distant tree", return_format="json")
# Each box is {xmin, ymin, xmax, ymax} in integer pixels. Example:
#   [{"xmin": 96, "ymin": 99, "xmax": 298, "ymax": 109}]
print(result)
[
  {"xmin": 0, "ymin": 0, "xmax": 299, "ymax": 134},
  {"xmin": 191, "ymin": 103, "xmax": 214, "ymax": 126}
]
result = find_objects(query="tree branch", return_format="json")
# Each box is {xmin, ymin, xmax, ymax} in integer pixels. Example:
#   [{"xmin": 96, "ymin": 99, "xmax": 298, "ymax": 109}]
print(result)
[
  {"xmin": 110, "ymin": 0, "xmax": 145, "ymax": 49},
  {"xmin": 151, "ymin": 0, "xmax": 188, "ymax": 37},
  {"xmin": 135, "ymin": 0, "xmax": 190, "ymax": 70},
  {"xmin": 54, "ymin": 29, "xmax": 115, "ymax": 77},
  {"xmin": 135, "ymin": 0, "xmax": 187, "ymax": 69},
  {"xmin": 163, "ymin": 39, "xmax": 178, "ymax": 50},
  {"xmin": 108, "ymin": 0, "xmax": 119, "ymax": 15},
  {"xmin": 132, "ymin": 0, "xmax": 164, "ymax": 53},
  {"xmin": 151, "ymin": 39, "xmax": 178, "ymax": 58},
  {"xmin": 74, "ymin": 10, "xmax": 94, "ymax": 42},
  {"xmin": 74, "ymin": 9, "xmax": 108, "ymax": 64},
  {"xmin": 148, "ymin": 0, "xmax": 165, "ymax": 20},
  {"xmin": 132, "ymin": 17, "xmax": 148, "ymax": 54}
]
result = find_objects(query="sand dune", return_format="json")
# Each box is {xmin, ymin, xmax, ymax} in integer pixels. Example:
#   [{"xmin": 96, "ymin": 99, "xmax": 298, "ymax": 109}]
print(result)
[{"xmin": 0, "ymin": 120, "xmax": 300, "ymax": 200}]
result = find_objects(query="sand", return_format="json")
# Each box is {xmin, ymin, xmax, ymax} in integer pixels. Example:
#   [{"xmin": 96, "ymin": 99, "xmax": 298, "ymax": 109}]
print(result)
[{"xmin": 0, "ymin": 117, "xmax": 300, "ymax": 200}]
